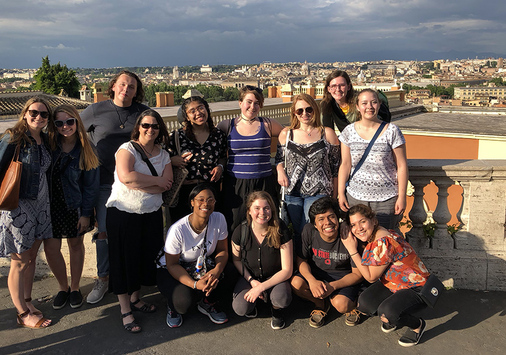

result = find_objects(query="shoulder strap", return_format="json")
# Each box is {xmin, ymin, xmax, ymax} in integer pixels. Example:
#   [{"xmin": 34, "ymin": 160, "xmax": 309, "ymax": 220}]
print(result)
[
  {"xmin": 240, "ymin": 220, "xmax": 249, "ymax": 276},
  {"xmin": 349, "ymin": 121, "xmax": 387, "ymax": 182},
  {"xmin": 130, "ymin": 141, "xmax": 158, "ymax": 177},
  {"xmin": 174, "ymin": 130, "xmax": 182, "ymax": 155},
  {"xmin": 262, "ymin": 117, "xmax": 272, "ymax": 136}
]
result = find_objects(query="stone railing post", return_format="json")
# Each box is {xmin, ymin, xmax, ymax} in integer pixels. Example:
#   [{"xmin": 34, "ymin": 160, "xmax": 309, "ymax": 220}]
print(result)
[
  {"xmin": 432, "ymin": 178, "xmax": 455, "ymax": 249},
  {"xmin": 406, "ymin": 178, "xmax": 430, "ymax": 249}
]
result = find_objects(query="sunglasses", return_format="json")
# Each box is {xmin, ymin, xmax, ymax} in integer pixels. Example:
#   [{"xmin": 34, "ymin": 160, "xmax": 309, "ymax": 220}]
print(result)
[
  {"xmin": 28, "ymin": 110, "xmax": 49, "ymax": 119},
  {"xmin": 140, "ymin": 123, "xmax": 160, "ymax": 130},
  {"xmin": 245, "ymin": 85, "xmax": 263, "ymax": 94},
  {"xmin": 54, "ymin": 118, "xmax": 76, "ymax": 128},
  {"xmin": 295, "ymin": 107, "xmax": 314, "ymax": 116}
]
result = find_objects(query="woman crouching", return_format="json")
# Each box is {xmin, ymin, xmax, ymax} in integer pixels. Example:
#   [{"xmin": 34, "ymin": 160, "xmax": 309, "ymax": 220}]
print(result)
[{"xmin": 342, "ymin": 204, "xmax": 431, "ymax": 347}]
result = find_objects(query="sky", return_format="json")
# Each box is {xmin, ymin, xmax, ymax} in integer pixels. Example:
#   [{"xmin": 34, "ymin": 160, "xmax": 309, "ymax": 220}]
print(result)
[{"xmin": 1, "ymin": 0, "xmax": 505, "ymax": 69}]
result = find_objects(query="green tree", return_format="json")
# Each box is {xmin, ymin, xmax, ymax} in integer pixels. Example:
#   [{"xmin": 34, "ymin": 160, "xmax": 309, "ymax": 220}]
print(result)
[
  {"xmin": 490, "ymin": 77, "xmax": 504, "ymax": 86},
  {"xmin": 32, "ymin": 56, "xmax": 80, "ymax": 98}
]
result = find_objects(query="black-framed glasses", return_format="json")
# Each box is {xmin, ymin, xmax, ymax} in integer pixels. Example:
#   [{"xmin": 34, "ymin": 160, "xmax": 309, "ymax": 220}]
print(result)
[
  {"xmin": 186, "ymin": 105, "xmax": 206, "ymax": 116},
  {"xmin": 54, "ymin": 118, "xmax": 76, "ymax": 128},
  {"xmin": 28, "ymin": 110, "xmax": 49, "ymax": 119},
  {"xmin": 295, "ymin": 107, "xmax": 314, "ymax": 116},
  {"xmin": 140, "ymin": 123, "xmax": 160, "ymax": 130}
]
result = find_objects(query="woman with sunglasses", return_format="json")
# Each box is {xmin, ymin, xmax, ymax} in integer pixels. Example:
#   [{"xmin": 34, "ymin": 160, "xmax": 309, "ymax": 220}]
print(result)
[
  {"xmin": 0, "ymin": 97, "xmax": 53, "ymax": 329},
  {"xmin": 217, "ymin": 86, "xmax": 284, "ymax": 232},
  {"xmin": 43, "ymin": 105, "xmax": 99, "ymax": 310},
  {"xmin": 105, "ymin": 109, "xmax": 173, "ymax": 333},
  {"xmin": 276, "ymin": 94, "xmax": 340, "ymax": 238},
  {"xmin": 168, "ymin": 96, "xmax": 227, "ymax": 222},
  {"xmin": 321, "ymin": 70, "xmax": 391, "ymax": 133}
]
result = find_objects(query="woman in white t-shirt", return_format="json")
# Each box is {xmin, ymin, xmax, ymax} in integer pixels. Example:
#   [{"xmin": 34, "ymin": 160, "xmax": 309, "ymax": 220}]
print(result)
[
  {"xmin": 338, "ymin": 89, "xmax": 408, "ymax": 230},
  {"xmin": 156, "ymin": 184, "xmax": 230, "ymax": 328},
  {"xmin": 106, "ymin": 109, "xmax": 173, "ymax": 334}
]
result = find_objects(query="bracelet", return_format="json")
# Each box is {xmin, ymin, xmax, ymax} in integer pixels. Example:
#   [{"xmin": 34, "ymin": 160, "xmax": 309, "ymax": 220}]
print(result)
[
  {"xmin": 193, "ymin": 280, "xmax": 198, "ymax": 289},
  {"xmin": 217, "ymin": 164, "xmax": 224, "ymax": 170},
  {"xmin": 350, "ymin": 252, "xmax": 359, "ymax": 257},
  {"xmin": 247, "ymin": 276, "xmax": 254, "ymax": 283}
]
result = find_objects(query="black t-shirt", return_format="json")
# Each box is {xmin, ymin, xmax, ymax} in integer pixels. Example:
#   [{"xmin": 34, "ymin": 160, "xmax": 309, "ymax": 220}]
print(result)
[
  {"xmin": 298, "ymin": 223, "xmax": 355, "ymax": 281},
  {"xmin": 232, "ymin": 221, "xmax": 292, "ymax": 281}
]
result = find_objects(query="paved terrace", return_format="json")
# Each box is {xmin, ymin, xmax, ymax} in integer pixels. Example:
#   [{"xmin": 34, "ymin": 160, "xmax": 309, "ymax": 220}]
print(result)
[{"xmin": 0, "ymin": 276, "xmax": 504, "ymax": 355}]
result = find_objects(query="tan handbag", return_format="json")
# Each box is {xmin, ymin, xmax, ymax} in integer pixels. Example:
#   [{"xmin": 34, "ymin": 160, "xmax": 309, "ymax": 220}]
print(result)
[{"xmin": 0, "ymin": 144, "xmax": 22, "ymax": 211}]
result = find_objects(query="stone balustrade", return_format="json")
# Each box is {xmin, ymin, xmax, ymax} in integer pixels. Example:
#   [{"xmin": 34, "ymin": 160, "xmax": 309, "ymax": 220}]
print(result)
[{"xmin": 407, "ymin": 159, "xmax": 506, "ymax": 291}]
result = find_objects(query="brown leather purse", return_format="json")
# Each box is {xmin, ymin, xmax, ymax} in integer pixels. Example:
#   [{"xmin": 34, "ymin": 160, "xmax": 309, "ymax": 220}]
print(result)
[{"xmin": 0, "ymin": 144, "xmax": 22, "ymax": 211}]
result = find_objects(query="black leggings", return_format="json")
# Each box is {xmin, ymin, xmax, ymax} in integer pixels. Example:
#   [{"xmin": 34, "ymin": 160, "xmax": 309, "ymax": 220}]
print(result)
[
  {"xmin": 156, "ymin": 263, "xmax": 236, "ymax": 314},
  {"xmin": 357, "ymin": 281, "xmax": 426, "ymax": 330}
]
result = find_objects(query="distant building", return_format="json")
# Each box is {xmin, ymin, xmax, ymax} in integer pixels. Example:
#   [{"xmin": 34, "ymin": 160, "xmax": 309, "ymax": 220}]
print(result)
[
  {"xmin": 454, "ymin": 86, "xmax": 506, "ymax": 100},
  {"xmin": 173, "ymin": 66, "xmax": 180, "ymax": 80},
  {"xmin": 200, "ymin": 65, "xmax": 212, "ymax": 73}
]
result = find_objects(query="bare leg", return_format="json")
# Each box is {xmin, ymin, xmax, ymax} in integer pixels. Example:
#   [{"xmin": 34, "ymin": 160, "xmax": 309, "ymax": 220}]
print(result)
[
  {"xmin": 67, "ymin": 236, "xmax": 84, "ymax": 292},
  {"xmin": 43, "ymin": 238, "xmax": 69, "ymax": 292},
  {"xmin": 291, "ymin": 275, "xmax": 326, "ymax": 309}
]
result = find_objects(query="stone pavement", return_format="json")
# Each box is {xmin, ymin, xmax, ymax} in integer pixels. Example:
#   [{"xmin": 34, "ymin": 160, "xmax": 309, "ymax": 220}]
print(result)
[{"xmin": 0, "ymin": 276, "xmax": 504, "ymax": 355}]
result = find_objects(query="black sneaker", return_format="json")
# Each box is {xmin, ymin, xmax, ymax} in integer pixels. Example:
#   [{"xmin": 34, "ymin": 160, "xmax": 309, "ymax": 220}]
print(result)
[
  {"xmin": 271, "ymin": 307, "xmax": 285, "ymax": 330},
  {"xmin": 53, "ymin": 287, "xmax": 70, "ymax": 310},
  {"xmin": 381, "ymin": 322, "xmax": 397, "ymax": 333},
  {"xmin": 69, "ymin": 290, "xmax": 84, "ymax": 309},
  {"xmin": 398, "ymin": 319, "xmax": 426, "ymax": 347}
]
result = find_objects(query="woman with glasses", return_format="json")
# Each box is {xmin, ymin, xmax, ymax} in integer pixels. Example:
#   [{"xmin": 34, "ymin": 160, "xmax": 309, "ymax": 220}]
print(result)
[
  {"xmin": 157, "ymin": 183, "xmax": 230, "ymax": 328},
  {"xmin": 275, "ymin": 94, "xmax": 340, "ymax": 239},
  {"xmin": 0, "ymin": 97, "xmax": 53, "ymax": 329},
  {"xmin": 217, "ymin": 86, "xmax": 284, "ymax": 232},
  {"xmin": 321, "ymin": 70, "xmax": 391, "ymax": 133},
  {"xmin": 43, "ymin": 105, "xmax": 99, "ymax": 311},
  {"xmin": 167, "ymin": 96, "xmax": 227, "ymax": 222},
  {"xmin": 106, "ymin": 109, "xmax": 173, "ymax": 333}
]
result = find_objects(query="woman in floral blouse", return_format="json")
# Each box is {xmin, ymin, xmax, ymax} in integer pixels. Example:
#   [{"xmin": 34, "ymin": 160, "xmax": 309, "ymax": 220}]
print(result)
[
  {"xmin": 167, "ymin": 96, "xmax": 227, "ymax": 221},
  {"xmin": 341, "ymin": 204, "xmax": 431, "ymax": 348}
]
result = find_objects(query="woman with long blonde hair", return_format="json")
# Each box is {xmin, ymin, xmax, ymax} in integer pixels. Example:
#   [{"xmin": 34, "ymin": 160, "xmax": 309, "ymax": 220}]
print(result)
[
  {"xmin": 44, "ymin": 104, "xmax": 100, "ymax": 310},
  {"xmin": 231, "ymin": 191, "xmax": 293, "ymax": 330},
  {"xmin": 0, "ymin": 96, "xmax": 53, "ymax": 328}
]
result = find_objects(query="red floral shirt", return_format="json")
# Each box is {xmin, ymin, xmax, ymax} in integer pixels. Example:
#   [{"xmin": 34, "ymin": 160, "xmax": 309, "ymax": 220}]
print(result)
[{"xmin": 362, "ymin": 231, "xmax": 429, "ymax": 292}]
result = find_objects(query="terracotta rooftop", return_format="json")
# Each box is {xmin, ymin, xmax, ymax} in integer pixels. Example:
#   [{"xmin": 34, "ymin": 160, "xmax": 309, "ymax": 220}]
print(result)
[{"xmin": 0, "ymin": 91, "xmax": 90, "ymax": 118}]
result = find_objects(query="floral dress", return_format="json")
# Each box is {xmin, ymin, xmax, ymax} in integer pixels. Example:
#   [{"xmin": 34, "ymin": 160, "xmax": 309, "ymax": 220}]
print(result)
[{"xmin": 0, "ymin": 144, "xmax": 52, "ymax": 256}]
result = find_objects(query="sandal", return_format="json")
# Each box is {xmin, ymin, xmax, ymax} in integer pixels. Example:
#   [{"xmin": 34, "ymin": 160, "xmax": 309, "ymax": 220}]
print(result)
[
  {"xmin": 17, "ymin": 310, "xmax": 51, "ymax": 329},
  {"xmin": 121, "ymin": 311, "xmax": 141, "ymax": 333},
  {"xmin": 130, "ymin": 299, "xmax": 156, "ymax": 313},
  {"xmin": 25, "ymin": 298, "xmax": 42, "ymax": 316}
]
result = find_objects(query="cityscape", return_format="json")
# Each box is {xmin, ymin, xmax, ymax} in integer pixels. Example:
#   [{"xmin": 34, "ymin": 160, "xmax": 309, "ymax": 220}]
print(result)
[{"xmin": 1, "ymin": 56, "xmax": 506, "ymax": 111}]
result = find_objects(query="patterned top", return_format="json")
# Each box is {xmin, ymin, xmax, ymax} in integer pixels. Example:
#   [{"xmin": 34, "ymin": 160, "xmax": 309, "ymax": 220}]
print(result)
[
  {"xmin": 275, "ymin": 129, "xmax": 340, "ymax": 197},
  {"xmin": 339, "ymin": 123, "xmax": 405, "ymax": 202},
  {"xmin": 167, "ymin": 127, "xmax": 227, "ymax": 181},
  {"xmin": 362, "ymin": 231, "xmax": 429, "ymax": 292},
  {"xmin": 227, "ymin": 117, "xmax": 272, "ymax": 179}
]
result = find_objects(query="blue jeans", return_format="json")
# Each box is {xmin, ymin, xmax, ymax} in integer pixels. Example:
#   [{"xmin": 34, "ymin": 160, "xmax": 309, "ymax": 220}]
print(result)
[
  {"xmin": 285, "ymin": 194, "xmax": 326, "ymax": 237},
  {"xmin": 93, "ymin": 184, "xmax": 111, "ymax": 278}
]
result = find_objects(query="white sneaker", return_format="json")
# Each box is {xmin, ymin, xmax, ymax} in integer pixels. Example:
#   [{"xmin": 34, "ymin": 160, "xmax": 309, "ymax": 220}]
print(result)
[{"xmin": 86, "ymin": 279, "xmax": 108, "ymax": 304}]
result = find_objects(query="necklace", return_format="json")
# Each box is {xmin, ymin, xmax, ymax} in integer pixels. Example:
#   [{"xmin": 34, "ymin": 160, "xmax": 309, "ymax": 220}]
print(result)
[
  {"xmin": 300, "ymin": 127, "xmax": 315, "ymax": 136},
  {"xmin": 189, "ymin": 214, "xmax": 206, "ymax": 234},
  {"xmin": 112, "ymin": 101, "xmax": 127, "ymax": 129},
  {"xmin": 240, "ymin": 113, "xmax": 257, "ymax": 124},
  {"xmin": 139, "ymin": 142, "xmax": 155, "ymax": 157}
]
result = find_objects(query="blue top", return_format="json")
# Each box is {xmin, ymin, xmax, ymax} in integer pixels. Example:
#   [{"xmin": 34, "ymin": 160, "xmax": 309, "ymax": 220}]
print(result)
[
  {"xmin": 50, "ymin": 140, "xmax": 99, "ymax": 217},
  {"xmin": 227, "ymin": 117, "xmax": 272, "ymax": 179}
]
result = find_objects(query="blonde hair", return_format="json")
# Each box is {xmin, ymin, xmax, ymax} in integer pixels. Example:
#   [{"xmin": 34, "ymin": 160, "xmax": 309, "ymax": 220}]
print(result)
[
  {"xmin": 2, "ymin": 96, "xmax": 52, "ymax": 146},
  {"xmin": 246, "ymin": 191, "xmax": 282, "ymax": 248},
  {"xmin": 48, "ymin": 104, "xmax": 99, "ymax": 171}
]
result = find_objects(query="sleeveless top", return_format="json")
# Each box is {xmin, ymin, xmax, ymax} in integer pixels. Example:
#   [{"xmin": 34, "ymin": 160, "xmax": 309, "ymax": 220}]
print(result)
[
  {"xmin": 227, "ymin": 117, "xmax": 272, "ymax": 179},
  {"xmin": 275, "ymin": 129, "xmax": 340, "ymax": 197}
]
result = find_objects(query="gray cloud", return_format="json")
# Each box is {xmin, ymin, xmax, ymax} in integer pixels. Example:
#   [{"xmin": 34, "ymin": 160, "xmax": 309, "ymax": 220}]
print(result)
[{"xmin": 0, "ymin": 0, "xmax": 504, "ymax": 68}]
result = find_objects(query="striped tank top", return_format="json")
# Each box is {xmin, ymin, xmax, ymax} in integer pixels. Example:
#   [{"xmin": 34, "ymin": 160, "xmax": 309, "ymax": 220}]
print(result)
[{"xmin": 227, "ymin": 117, "xmax": 272, "ymax": 179}]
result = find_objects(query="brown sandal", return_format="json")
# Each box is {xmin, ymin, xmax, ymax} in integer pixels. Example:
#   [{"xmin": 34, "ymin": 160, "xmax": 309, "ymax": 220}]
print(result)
[
  {"xmin": 17, "ymin": 309, "xmax": 51, "ymax": 329},
  {"xmin": 25, "ymin": 297, "xmax": 42, "ymax": 316}
]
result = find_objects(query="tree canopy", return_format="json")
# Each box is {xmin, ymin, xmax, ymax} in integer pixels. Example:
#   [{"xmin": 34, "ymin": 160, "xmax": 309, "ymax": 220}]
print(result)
[{"xmin": 32, "ymin": 56, "xmax": 80, "ymax": 98}]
